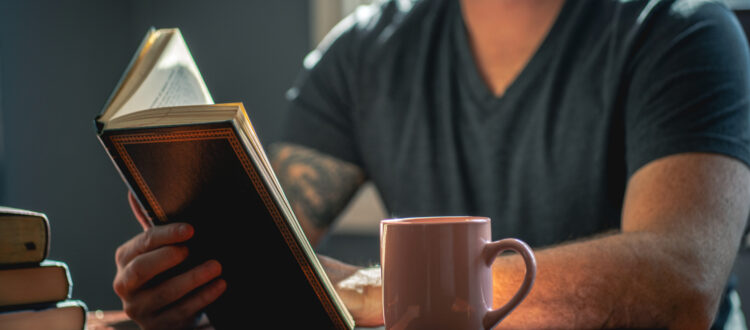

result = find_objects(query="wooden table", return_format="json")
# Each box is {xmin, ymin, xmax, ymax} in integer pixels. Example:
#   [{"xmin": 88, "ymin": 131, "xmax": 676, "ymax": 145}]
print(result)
[{"xmin": 86, "ymin": 310, "xmax": 385, "ymax": 329}]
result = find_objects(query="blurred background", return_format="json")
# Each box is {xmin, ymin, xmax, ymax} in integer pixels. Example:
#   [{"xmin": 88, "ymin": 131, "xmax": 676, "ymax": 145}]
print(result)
[{"xmin": 0, "ymin": 0, "xmax": 748, "ymax": 319}]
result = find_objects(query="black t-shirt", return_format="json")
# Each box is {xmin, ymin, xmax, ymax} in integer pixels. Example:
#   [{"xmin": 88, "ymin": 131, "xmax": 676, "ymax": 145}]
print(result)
[{"xmin": 282, "ymin": 0, "xmax": 750, "ymax": 247}]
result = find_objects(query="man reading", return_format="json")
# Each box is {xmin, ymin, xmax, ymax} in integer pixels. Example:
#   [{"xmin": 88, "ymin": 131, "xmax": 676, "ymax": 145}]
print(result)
[{"xmin": 113, "ymin": 0, "xmax": 750, "ymax": 328}]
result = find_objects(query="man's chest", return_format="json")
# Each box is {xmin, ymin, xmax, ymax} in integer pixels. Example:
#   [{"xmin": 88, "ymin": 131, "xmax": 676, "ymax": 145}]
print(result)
[{"xmin": 351, "ymin": 74, "xmax": 627, "ymax": 245}]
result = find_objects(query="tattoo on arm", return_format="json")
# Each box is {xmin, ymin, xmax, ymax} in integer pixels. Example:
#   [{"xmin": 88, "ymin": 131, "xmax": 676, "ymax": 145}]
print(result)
[{"xmin": 270, "ymin": 143, "xmax": 366, "ymax": 230}]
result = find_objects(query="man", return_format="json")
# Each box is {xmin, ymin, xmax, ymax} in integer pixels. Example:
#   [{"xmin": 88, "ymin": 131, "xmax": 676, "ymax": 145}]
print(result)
[{"xmin": 113, "ymin": 0, "xmax": 750, "ymax": 328}]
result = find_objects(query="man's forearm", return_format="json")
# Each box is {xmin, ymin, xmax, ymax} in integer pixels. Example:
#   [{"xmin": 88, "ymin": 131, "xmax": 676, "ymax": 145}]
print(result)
[
  {"xmin": 322, "ymin": 154, "xmax": 748, "ymax": 328},
  {"xmin": 328, "ymin": 230, "xmax": 735, "ymax": 329},
  {"xmin": 491, "ymin": 154, "xmax": 750, "ymax": 329},
  {"xmin": 491, "ymin": 231, "xmax": 734, "ymax": 329}
]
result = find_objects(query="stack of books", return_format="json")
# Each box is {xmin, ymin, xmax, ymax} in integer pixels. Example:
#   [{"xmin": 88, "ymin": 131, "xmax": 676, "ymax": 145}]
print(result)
[{"xmin": 0, "ymin": 206, "xmax": 87, "ymax": 329}]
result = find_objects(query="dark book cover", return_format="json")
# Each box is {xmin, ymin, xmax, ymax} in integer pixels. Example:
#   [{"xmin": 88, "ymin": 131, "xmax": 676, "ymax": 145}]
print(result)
[{"xmin": 97, "ymin": 121, "xmax": 351, "ymax": 329}]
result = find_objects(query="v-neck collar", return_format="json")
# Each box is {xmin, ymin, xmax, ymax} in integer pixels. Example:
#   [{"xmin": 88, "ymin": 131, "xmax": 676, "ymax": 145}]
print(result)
[{"xmin": 452, "ymin": 0, "xmax": 573, "ymax": 108}]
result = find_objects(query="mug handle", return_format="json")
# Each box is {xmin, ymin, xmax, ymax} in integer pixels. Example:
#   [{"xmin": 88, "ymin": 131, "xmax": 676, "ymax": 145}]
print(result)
[{"xmin": 481, "ymin": 238, "xmax": 537, "ymax": 329}]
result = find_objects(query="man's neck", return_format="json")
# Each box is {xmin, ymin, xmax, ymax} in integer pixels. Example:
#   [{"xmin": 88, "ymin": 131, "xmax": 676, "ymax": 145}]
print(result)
[{"xmin": 459, "ymin": 0, "xmax": 565, "ymax": 96}]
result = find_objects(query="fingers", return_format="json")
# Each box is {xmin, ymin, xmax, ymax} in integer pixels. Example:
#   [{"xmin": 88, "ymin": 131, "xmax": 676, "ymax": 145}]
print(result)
[
  {"xmin": 131, "ymin": 260, "xmax": 222, "ymax": 312},
  {"xmin": 128, "ymin": 191, "xmax": 152, "ymax": 230},
  {"xmin": 317, "ymin": 254, "xmax": 359, "ymax": 283},
  {"xmin": 155, "ymin": 278, "xmax": 226, "ymax": 328},
  {"xmin": 122, "ymin": 260, "xmax": 226, "ymax": 329},
  {"xmin": 113, "ymin": 245, "xmax": 189, "ymax": 298},
  {"xmin": 115, "ymin": 223, "xmax": 193, "ymax": 269},
  {"xmin": 112, "ymin": 213, "xmax": 222, "ymax": 329}
]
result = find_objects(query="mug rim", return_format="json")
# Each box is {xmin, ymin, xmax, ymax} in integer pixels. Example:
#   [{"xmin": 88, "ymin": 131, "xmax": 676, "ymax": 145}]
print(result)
[{"xmin": 381, "ymin": 216, "xmax": 489, "ymax": 225}]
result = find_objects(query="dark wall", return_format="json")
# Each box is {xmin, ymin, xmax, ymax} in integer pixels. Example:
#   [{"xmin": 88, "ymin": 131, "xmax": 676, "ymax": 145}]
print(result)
[{"xmin": 0, "ymin": 0, "xmax": 309, "ymax": 310}]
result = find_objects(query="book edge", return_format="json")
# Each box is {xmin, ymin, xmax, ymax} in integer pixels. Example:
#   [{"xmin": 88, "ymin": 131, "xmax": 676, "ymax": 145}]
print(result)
[
  {"xmin": 0, "ymin": 209, "xmax": 50, "ymax": 265},
  {"xmin": 0, "ymin": 300, "xmax": 88, "ymax": 329},
  {"xmin": 0, "ymin": 261, "xmax": 73, "ymax": 311}
]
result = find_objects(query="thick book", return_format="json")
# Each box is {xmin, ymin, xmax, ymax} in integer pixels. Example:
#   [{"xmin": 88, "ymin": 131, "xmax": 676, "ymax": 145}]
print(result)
[
  {"xmin": 0, "ymin": 260, "xmax": 72, "ymax": 309},
  {"xmin": 95, "ymin": 28, "xmax": 355, "ymax": 329},
  {"xmin": 0, "ymin": 206, "xmax": 49, "ymax": 266},
  {"xmin": 0, "ymin": 300, "xmax": 87, "ymax": 330}
]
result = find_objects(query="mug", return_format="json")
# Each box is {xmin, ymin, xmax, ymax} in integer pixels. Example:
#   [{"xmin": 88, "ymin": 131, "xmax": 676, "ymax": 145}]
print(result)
[{"xmin": 380, "ymin": 216, "xmax": 536, "ymax": 330}]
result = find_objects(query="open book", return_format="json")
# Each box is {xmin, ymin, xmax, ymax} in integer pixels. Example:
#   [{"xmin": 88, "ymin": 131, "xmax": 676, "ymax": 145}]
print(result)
[{"xmin": 95, "ymin": 28, "xmax": 355, "ymax": 329}]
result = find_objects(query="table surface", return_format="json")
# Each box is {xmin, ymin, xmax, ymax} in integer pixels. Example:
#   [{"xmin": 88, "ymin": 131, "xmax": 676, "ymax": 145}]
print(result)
[
  {"xmin": 86, "ymin": 311, "xmax": 138, "ymax": 330},
  {"xmin": 86, "ymin": 311, "xmax": 385, "ymax": 329}
]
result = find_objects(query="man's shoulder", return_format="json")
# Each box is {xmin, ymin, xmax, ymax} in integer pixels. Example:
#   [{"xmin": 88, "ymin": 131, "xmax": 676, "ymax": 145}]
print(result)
[
  {"xmin": 564, "ymin": 0, "xmax": 742, "ymax": 77},
  {"xmin": 603, "ymin": 0, "xmax": 735, "ymax": 31}
]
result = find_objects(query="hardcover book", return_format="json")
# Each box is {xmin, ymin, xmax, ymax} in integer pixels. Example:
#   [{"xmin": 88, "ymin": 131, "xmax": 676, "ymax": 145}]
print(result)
[
  {"xmin": 0, "ymin": 260, "xmax": 72, "ymax": 309},
  {"xmin": 0, "ymin": 300, "xmax": 87, "ymax": 330},
  {"xmin": 0, "ymin": 206, "xmax": 49, "ymax": 266},
  {"xmin": 95, "ymin": 28, "xmax": 354, "ymax": 329}
]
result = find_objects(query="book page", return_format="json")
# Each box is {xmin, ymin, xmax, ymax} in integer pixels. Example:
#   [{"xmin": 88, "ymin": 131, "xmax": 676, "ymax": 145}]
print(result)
[
  {"xmin": 113, "ymin": 30, "xmax": 213, "ymax": 120},
  {"xmin": 148, "ymin": 66, "xmax": 206, "ymax": 108}
]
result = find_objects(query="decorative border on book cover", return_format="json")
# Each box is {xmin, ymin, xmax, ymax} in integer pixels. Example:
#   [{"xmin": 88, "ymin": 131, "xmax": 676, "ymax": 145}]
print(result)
[{"xmin": 108, "ymin": 128, "xmax": 347, "ymax": 329}]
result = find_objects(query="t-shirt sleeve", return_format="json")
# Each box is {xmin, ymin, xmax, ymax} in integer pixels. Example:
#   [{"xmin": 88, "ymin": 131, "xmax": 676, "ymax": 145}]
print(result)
[
  {"xmin": 625, "ymin": 2, "xmax": 750, "ymax": 177},
  {"xmin": 280, "ymin": 12, "xmax": 364, "ymax": 166}
]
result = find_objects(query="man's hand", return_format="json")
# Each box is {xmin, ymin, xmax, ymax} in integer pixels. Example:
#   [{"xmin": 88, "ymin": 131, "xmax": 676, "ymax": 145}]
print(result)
[
  {"xmin": 113, "ymin": 193, "xmax": 226, "ymax": 329},
  {"xmin": 317, "ymin": 255, "xmax": 384, "ymax": 327}
]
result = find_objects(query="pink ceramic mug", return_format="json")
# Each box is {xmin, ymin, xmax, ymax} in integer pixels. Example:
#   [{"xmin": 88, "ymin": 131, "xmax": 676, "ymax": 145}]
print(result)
[{"xmin": 380, "ymin": 216, "xmax": 536, "ymax": 330}]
